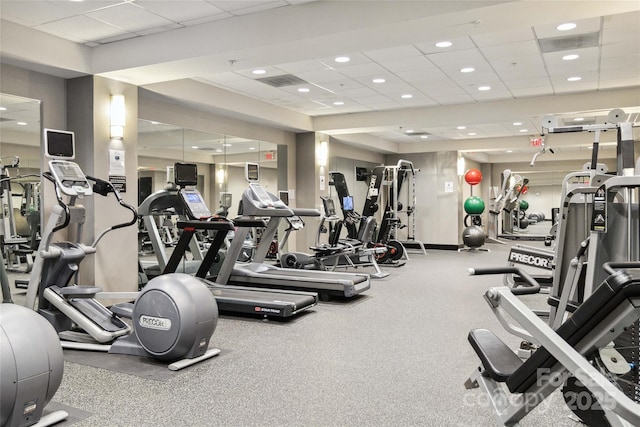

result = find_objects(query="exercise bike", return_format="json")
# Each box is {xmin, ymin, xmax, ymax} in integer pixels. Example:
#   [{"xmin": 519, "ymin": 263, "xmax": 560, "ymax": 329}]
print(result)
[{"xmin": 24, "ymin": 155, "xmax": 220, "ymax": 371}]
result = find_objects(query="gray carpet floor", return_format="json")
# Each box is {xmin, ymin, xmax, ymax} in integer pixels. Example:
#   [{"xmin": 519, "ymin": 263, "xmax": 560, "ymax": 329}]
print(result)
[{"xmin": 8, "ymin": 223, "xmax": 585, "ymax": 426}]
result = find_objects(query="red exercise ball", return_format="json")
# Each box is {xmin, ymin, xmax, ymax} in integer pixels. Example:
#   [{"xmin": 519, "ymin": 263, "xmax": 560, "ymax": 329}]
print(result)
[{"xmin": 464, "ymin": 168, "xmax": 482, "ymax": 186}]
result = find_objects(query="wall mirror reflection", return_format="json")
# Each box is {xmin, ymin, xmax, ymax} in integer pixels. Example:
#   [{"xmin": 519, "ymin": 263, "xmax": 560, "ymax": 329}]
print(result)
[
  {"xmin": 136, "ymin": 119, "xmax": 278, "ymax": 265},
  {"xmin": 0, "ymin": 93, "xmax": 42, "ymax": 272}
]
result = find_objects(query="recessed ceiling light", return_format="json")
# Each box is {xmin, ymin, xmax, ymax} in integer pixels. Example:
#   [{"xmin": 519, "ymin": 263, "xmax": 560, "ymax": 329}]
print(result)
[
  {"xmin": 405, "ymin": 129, "xmax": 414, "ymax": 133},
  {"xmin": 457, "ymin": 126, "xmax": 466, "ymax": 130},
  {"xmin": 513, "ymin": 122, "xmax": 522, "ymax": 126},
  {"xmin": 567, "ymin": 76, "xmax": 582, "ymax": 82},
  {"xmin": 333, "ymin": 101, "xmax": 344, "ymax": 106},
  {"xmin": 562, "ymin": 54, "xmax": 579, "ymax": 61},
  {"xmin": 16, "ymin": 121, "xmax": 27, "ymax": 126},
  {"xmin": 223, "ymin": 143, "xmax": 232, "ymax": 147},
  {"xmin": 574, "ymin": 117, "xmax": 584, "ymax": 121},
  {"xmin": 0, "ymin": 107, "xmax": 6, "ymax": 111},
  {"xmin": 401, "ymin": 94, "xmax": 413, "ymax": 99},
  {"xmin": 372, "ymin": 78, "xmax": 386, "ymax": 84},
  {"xmin": 191, "ymin": 146, "xmax": 199, "ymax": 149},
  {"xmin": 252, "ymin": 69, "xmax": 267, "ymax": 75},
  {"xmin": 460, "ymin": 67, "xmax": 475, "ymax": 73},
  {"xmin": 468, "ymin": 132, "xmax": 476, "ymax": 136},
  {"xmin": 335, "ymin": 56, "xmax": 350, "ymax": 63},
  {"xmin": 478, "ymin": 86, "xmax": 491, "ymax": 91},
  {"xmin": 557, "ymin": 22, "xmax": 577, "ymax": 31},
  {"xmin": 249, "ymin": 147, "xmax": 256, "ymax": 150},
  {"xmin": 298, "ymin": 87, "xmax": 310, "ymax": 93},
  {"xmin": 507, "ymin": 150, "xmax": 513, "ymax": 153},
  {"xmin": 420, "ymin": 135, "xmax": 429, "ymax": 139},
  {"xmin": 435, "ymin": 41, "xmax": 452, "ymax": 48},
  {"xmin": 215, "ymin": 149, "xmax": 222, "ymax": 153},
  {"xmin": 519, "ymin": 129, "xmax": 528, "ymax": 132},
  {"xmin": 150, "ymin": 121, "xmax": 160, "ymax": 125}
]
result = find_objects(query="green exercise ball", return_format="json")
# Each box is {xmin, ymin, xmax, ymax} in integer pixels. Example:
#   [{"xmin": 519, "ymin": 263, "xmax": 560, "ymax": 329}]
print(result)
[
  {"xmin": 519, "ymin": 200, "xmax": 529, "ymax": 211},
  {"xmin": 464, "ymin": 196, "xmax": 485, "ymax": 215}
]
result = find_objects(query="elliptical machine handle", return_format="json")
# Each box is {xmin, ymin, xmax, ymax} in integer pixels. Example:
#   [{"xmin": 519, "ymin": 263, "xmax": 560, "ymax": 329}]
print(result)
[
  {"xmin": 468, "ymin": 266, "xmax": 541, "ymax": 295},
  {"xmin": 43, "ymin": 171, "xmax": 71, "ymax": 233},
  {"xmin": 86, "ymin": 176, "xmax": 138, "ymax": 247}
]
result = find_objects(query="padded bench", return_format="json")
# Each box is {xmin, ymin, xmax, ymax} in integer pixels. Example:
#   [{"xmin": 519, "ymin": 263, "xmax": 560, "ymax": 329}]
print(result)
[{"xmin": 469, "ymin": 269, "xmax": 640, "ymax": 394}]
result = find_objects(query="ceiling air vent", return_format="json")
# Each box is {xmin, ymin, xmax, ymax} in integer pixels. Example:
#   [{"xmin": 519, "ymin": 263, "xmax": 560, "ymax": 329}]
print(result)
[
  {"xmin": 538, "ymin": 32, "xmax": 600, "ymax": 53},
  {"xmin": 256, "ymin": 74, "xmax": 308, "ymax": 88}
]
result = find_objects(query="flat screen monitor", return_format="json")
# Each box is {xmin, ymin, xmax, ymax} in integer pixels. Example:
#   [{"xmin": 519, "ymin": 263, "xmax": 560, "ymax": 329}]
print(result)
[
  {"xmin": 220, "ymin": 192, "xmax": 232, "ymax": 209},
  {"xmin": 279, "ymin": 191, "xmax": 289, "ymax": 206},
  {"xmin": 245, "ymin": 162, "xmax": 259, "ymax": 182},
  {"xmin": 343, "ymin": 196, "xmax": 354, "ymax": 211},
  {"xmin": 322, "ymin": 197, "xmax": 336, "ymax": 216},
  {"xmin": 355, "ymin": 166, "xmax": 368, "ymax": 181},
  {"xmin": 44, "ymin": 129, "xmax": 75, "ymax": 159},
  {"xmin": 174, "ymin": 162, "xmax": 198, "ymax": 186}
]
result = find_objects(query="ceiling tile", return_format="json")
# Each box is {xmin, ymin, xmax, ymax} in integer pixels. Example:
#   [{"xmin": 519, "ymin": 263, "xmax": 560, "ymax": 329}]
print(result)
[
  {"xmin": 316, "ymin": 53, "xmax": 372, "ymax": 69},
  {"xmin": 426, "ymin": 49, "xmax": 493, "ymax": 74},
  {"xmin": 0, "ymin": 1, "xmax": 72, "ymax": 26},
  {"xmin": 274, "ymin": 60, "xmax": 326, "ymax": 74},
  {"xmin": 135, "ymin": 1, "xmax": 227, "ymax": 23},
  {"xmin": 492, "ymin": 56, "xmax": 548, "ymax": 80},
  {"xmin": 472, "ymin": 27, "xmax": 535, "ymax": 47},
  {"xmin": 374, "ymin": 55, "xmax": 435, "ymax": 74},
  {"xmin": 503, "ymin": 77, "xmax": 553, "ymax": 90},
  {"xmin": 295, "ymin": 68, "xmax": 344, "ymax": 84},
  {"xmin": 429, "ymin": 93, "xmax": 475, "ymax": 105},
  {"xmin": 363, "ymin": 45, "xmax": 424, "ymax": 61},
  {"xmin": 601, "ymin": 41, "xmax": 640, "ymax": 58},
  {"xmin": 87, "ymin": 3, "xmax": 174, "ymax": 33},
  {"xmin": 603, "ymin": 10, "xmax": 640, "ymax": 28},
  {"xmin": 35, "ymin": 15, "xmax": 125, "ymax": 43},
  {"xmin": 46, "ymin": 1, "xmax": 123, "ymax": 14},
  {"xmin": 336, "ymin": 62, "xmax": 389, "ymax": 78},
  {"xmin": 480, "ymin": 40, "xmax": 540, "ymax": 60},
  {"xmin": 509, "ymin": 87, "xmax": 554, "ymax": 98},
  {"xmin": 414, "ymin": 36, "xmax": 476, "ymax": 54}
]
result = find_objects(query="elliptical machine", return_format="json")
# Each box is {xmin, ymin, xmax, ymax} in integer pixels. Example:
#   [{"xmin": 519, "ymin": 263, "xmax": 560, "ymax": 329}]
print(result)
[
  {"xmin": 1, "ymin": 251, "xmax": 68, "ymax": 427},
  {"xmin": 24, "ymin": 129, "xmax": 221, "ymax": 370}
]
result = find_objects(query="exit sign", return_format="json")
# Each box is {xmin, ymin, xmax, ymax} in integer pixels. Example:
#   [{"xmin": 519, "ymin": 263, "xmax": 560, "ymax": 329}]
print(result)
[{"xmin": 530, "ymin": 137, "xmax": 544, "ymax": 147}]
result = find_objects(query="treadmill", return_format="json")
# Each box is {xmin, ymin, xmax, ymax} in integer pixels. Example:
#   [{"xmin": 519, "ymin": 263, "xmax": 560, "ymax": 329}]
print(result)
[
  {"xmin": 158, "ymin": 163, "xmax": 318, "ymax": 319},
  {"xmin": 217, "ymin": 166, "xmax": 370, "ymax": 299},
  {"xmin": 138, "ymin": 187, "xmax": 206, "ymax": 278}
]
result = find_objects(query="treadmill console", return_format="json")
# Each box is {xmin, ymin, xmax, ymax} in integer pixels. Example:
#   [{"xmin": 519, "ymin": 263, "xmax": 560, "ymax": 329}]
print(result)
[
  {"xmin": 48, "ymin": 160, "xmax": 92, "ymax": 197},
  {"xmin": 179, "ymin": 189, "xmax": 212, "ymax": 219},
  {"xmin": 249, "ymin": 183, "xmax": 287, "ymax": 209}
]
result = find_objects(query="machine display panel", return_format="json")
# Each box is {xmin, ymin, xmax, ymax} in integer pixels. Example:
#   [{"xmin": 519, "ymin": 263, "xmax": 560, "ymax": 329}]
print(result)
[
  {"xmin": 245, "ymin": 162, "xmax": 259, "ymax": 182},
  {"xmin": 343, "ymin": 196, "xmax": 354, "ymax": 211},
  {"xmin": 174, "ymin": 162, "xmax": 198, "ymax": 186},
  {"xmin": 44, "ymin": 129, "xmax": 75, "ymax": 159}
]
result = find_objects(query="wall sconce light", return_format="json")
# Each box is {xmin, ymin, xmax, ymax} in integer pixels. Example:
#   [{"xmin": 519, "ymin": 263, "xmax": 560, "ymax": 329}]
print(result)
[
  {"xmin": 457, "ymin": 156, "xmax": 465, "ymax": 176},
  {"xmin": 216, "ymin": 167, "xmax": 226, "ymax": 184},
  {"xmin": 110, "ymin": 94, "xmax": 125, "ymax": 140},
  {"xmin": 317, "ymin": 140, "xmax": 328, "ymax": 167}
]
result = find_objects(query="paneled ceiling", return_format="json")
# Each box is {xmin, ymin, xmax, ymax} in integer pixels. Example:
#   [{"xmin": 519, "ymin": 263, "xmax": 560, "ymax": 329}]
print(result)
[{"xmin": 1, "ymin": 0, "xmax": 639, "ymax": 164}]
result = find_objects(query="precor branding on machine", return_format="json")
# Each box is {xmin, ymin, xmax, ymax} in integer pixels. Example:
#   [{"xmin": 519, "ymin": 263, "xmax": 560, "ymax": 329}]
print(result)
[
  {"xmin": 508, "ymin": 248, "xmax": 553, "ymax": 270},
  {"xmin": 139, "ymin": 315, "xmax": 172, "ymax": 331}
]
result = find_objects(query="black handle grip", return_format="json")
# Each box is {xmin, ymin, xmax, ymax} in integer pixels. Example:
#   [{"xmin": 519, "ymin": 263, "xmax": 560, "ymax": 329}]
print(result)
[
  {"xmin": 468, "ymin": 266, "xmax": 541, "ymax": 295},
  {"xmin": 602, "ymin": 261, "xmax": 640, "ymax": 275}
]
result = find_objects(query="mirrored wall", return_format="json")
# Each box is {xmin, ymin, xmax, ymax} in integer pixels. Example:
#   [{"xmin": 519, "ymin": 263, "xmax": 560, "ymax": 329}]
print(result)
[
  {"xmin": 137, "ymin": 119, "xmax": 278, "ymax": 216},
  {"xmin": 0, "ymin": 93, "xmax": 42, "ymax": 250}
]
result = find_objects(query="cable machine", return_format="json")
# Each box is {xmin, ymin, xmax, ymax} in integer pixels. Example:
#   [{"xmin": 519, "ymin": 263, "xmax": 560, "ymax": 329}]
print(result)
[{"xmin": 375, "ymin": 160, "xmax": 426, "ymax": 257}]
